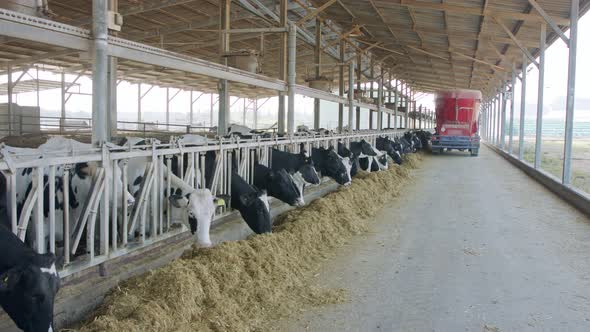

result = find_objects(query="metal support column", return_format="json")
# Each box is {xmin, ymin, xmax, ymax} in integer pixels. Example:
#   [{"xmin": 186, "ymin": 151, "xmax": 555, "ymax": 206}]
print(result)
[
  {"xmin": 519, "ymin": 54, "xmax": 527, "ymax": 160},
  {"xmin": 563, "ymin": 0, "xmax": 579, "ymax": 184},
  {"xmin": 377, "ymin": 68, "xmax": 383, "ymax": 130},
  {"xmin": 189, "ymin": 90, "xmax": 194, "ymax": 125},
  {"xmin": 369, "ymin": 57, "xmax": 374, "ymax": 100},
  {"xmin": 534, "ymin": 23, "xmax": 546, "ymax": 168},
  {"xmin": 496, "ymin": 93, "xmax": 501, "ymax": 145},
  {"xmin": 509, "ymin": 67, "xmax": 516, "ymax": 154},
  {"xmin": 348, "ymin": 62, "xmax": 354, "ymax": 132},
  {"xmin": 210, "ymin": 93, "xmax": 214, "ymax": 126},
  {"xmin": 287, "ymin": 23, "xmax": 296, "ymax": 135},
  {"xmin": 36, "ymin": 67, "xmax": 39, "ymax": 108},
  {"xmin": 369, "ymin": 61, "xmax": 374, "ymax": 129},
  {"xmin": 492, "ymin": 96, "xmax": 497, "ymax": 145},
  {"xmin": 355, "ymin": 53, "xmax": 361, "ymax": 130},
  {"xmin": 277, "ymin": 0, "xmax": 287, "ymax": 134},
  {"xmin": 60, "ymin": 71, "xmax": 65, "ymax": 133},
  {"xmin": 394, "ymin": 79, "xmax": 398, "ymax": 129},
  {"xmin": 137, "ymin": 83, "xmax": 141, "ymax": 127},
  {"xmin": 338, "ymin": 40, "xmax": 345, "ymax": 132},
  {"xmin": 500, "ymin": 82, "xmax": 507, "ymax": 149},
  {"xmin": 418, "ymin": 105, "xmax": 422, "ymax": 129},
  {"xmin": 91, "ymin": 0, "xmax": 108, "ymax": 146},
  {"xmin": 313, "ymin": 18, "xmax": 321, "ymax": 130},
  {"xmin": 490, "ymin": 102, "xmax": 494, "ymax": 143},
  {"xmin": 387, "ymin": 72, "xmax": 392, "ymax": 128},
  {"xmin": 7, "ymin": 66, "xmax": 12, "ymax": 136},
  {"xmin": 166, "ymin": 88, "xmax": 170, "ymax": 131},
  {"xmin": 107, "ymin": 0, "xmax": 118, "ymax": 139},
  {"xmin": 404, "ymin": 82, "xmax": 409, "ymax": 129},
  {"xmin": 218, "ymin": 0, "xmax": 231, "ymax": 136},
  {"xmin": 218, "ymin": 81, "xmax": 229, "ymax": 135},
  {"xmin": 242, "ymin": 98, "xmax": 247, "ymax": 125},
  {"xmin": 107, "ymin": 57, "xmax": 117, "ymax": 139},
  {"xmin": 253, "ymin": 98, "xmax": 259, "ymax": 129}
]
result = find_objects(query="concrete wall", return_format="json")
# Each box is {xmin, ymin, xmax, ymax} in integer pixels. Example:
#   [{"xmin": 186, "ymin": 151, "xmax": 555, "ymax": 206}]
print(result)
[{"xmin": 487, "ymin": 143, "xmax": 590, "ymax": 218}]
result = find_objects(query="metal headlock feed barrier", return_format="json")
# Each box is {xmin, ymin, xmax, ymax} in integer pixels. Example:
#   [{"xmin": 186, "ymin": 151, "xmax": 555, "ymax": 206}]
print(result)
[{"xmin": 0, "ymin": 130, "xmax": 406, "ymax": 278}]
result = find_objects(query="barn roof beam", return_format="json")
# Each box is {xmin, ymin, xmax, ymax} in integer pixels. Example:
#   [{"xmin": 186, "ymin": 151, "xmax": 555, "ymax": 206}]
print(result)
[
  {"xmin": 124, "ymin": 12, "xmax": 255, "ymax": 41},
  {"xmin": 1, "ymin": 49, "xmax": 77, "ymax": 67},
  {"xmin": 296, "ymin": 0, "xmax": 338, "ymax": 26},
  {"xmin": 355, "ymin": 23, "xmax": 540, "ymax": 48},
  {"xmin": 527, "ymin": 0, "xmax": 569, "ymax": 45},
  {"xmin": 493, "ymin": 17, "xmax": 539, "ymax": 67},
  {"xmin": 390, "ymin": 0, "xmax": 570, "ymax": 25}
]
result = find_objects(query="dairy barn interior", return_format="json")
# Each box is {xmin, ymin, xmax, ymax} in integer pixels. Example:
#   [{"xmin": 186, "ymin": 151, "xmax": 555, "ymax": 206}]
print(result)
[{"xmin": 1, "ymin": 0, "xmax": 590, "ymax": 331}]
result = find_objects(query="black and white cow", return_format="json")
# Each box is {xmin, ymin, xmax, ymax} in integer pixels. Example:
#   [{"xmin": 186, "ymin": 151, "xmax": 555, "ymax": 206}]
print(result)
[
  {"xmin": 0, "ymin": 225, "xmax": 60, "ymax": 332},
  {"xmin": 396, "ymin": 135, "xmax": 414, "ymax": 154},
  {"xmin": 166, "ymin": 179, "xmax": 221, "ymax": 247},
  {"xmin": 311, "ymin": 147, "xmax": 352, "ymax": 186},
  {"xmin": 414, "ymin": 130, "xmax": 432, "ymax": 148},
  {"xmin": 295, "ymin": 125, "xmax": 334, "ymax": 136},
  {"xmin": 0, "ymin": 139, "xmax": 134, "ymax": 250},
  {"xmin": 403, "ymin": 132, "xmax": 421, "ymax": 152},
  {"xmin": 376, "ymin": 136, "xmax": 403, "ymax": 165},
  {"xmin": 121, "ymin": 140, "xmax": 220, "ymax": 247},
  {"xmin": 349, "ymin": 140, "xmax": 377, "ymax": 172},
  {"xmin": 253, "ymin": 162, "xmax": 304, "ymax": 207},
  {"xmin": 230, "ymin": 153, "xmax": 271, "ymax": 234},
  {"xmin": 209, "ymin": 124, "xmax": 270, "ymax": 139},
  {"xmin": 271, "ymin": 147, "xmax": 321, "ymax": 196},
  {"xmin": 337, "ymin": 142, "xmax": 360, "ymax": 177},
  {"xmin": 368, "ymin": 146, "xmax": 389, "ymax": 171},
  {"xmin": 350, "ymin": 140, "xmax": 377, "ymax": 157}
]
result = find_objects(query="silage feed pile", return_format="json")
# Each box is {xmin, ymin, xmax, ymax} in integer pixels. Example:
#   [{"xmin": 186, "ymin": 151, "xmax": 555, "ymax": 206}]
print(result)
[{"xmin": 77, "ymin": 154, "xmax": 422, "ymax": 332}]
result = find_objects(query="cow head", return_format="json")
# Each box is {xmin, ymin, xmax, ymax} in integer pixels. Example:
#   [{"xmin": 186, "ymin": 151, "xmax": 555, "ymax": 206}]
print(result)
[
  {"xmin": 266, "ymin": 169, "xmax": 304, "ymax": 207},
  {"xmin": 322, "ymin": 148, "xmax": 352, "ymax": 186},
  {"xmin": 238, "ymin": 190, "xmax": 271, "ymax": 234},
  {"xmin": 359, "ymin": 140, "xmax": 377, "ymax": 156},
  {"xmin": 168, "ymin": 189, "xmax": 223, "ymax": 247},
  {"xmin": 0, "ymin": 254, "xmax": 60, "ymax": 332},
  {"xmin": 297, "ymin": 151, "xmax": 321, "ymax": 185},
  {"xmin": 372, "ymin": 148, "xmax": 389, "ymax": 171},
  {"xmin": 390, "ymin": 149, "xmax": 402, "ymax": 165}
]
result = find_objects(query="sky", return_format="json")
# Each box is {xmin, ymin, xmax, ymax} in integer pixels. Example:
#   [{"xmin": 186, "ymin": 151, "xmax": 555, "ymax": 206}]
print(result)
[{"xmin": 2, "ymin": 10, "xmax": 589, "ymax": 129}]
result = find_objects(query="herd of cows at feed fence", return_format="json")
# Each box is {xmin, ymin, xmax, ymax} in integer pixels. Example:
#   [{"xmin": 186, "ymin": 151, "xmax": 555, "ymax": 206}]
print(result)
[{"xmin": 0, "ymin": 126, "xmax": 431, "ymax": 332}]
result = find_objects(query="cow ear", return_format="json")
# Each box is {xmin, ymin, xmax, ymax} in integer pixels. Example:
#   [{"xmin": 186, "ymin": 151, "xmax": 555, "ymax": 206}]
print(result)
[{"xmin": 0, "ymin": 266, "xmax": 25, "ymax": 293}]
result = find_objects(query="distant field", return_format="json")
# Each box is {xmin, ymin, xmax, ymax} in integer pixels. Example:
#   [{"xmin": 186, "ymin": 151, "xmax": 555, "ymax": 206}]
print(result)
[{"xmin": 521, "ymin": 139, "xmax": 590, "ymax": 194}]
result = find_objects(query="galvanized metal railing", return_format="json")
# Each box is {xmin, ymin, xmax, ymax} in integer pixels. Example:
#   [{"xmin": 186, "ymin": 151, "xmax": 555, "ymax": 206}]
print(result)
[{"xmin": 0, "ymin": 129, "xmax": 405, "ymax": 277}]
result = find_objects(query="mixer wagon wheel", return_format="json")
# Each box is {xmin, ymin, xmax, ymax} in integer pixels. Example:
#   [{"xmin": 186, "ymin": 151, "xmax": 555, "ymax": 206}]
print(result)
[{"xmin": 470, "ymin": 148, "xmax": 479, "ymax": 157}]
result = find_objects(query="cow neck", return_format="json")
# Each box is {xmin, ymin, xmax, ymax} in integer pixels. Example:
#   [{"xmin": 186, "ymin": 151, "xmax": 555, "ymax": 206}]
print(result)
[{"xmin": 162, "ymin": 164, "xmax": 195, "ymax": 195}]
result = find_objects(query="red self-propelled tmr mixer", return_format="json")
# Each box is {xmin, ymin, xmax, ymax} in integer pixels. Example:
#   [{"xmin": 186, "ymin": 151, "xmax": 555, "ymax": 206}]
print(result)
[{"xmin": 431, "ymin": 89, "xmax": 482, "ymax": 156}]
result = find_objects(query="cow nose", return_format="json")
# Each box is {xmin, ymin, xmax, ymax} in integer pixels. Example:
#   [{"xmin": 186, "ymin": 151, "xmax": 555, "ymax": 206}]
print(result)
[
  {"xmin": 127, "ymin": 197, "xmax": 135, "ymax": 206},
  {"xmin": 296, "ymin": 198, "xmax": 305, "ymax": 207},
  {"xmin": 344, "ymin": 181, "xmax": 352, "ymax": 186}
]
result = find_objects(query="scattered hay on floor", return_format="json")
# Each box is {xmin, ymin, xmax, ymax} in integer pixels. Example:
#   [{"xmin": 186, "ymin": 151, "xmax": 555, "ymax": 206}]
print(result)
[
  {"xmin": 403, "ymin": 152, "xmax": 422, "ymax": 169},
  {"xmin": 76, "ymin": 155, "xmax": 422, "ymax": 332}
]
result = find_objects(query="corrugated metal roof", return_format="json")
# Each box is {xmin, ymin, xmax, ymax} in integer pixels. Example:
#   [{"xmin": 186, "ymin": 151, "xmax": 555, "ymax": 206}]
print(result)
[{"xmin": 1, "ymin": 0, "xmax": 588, "ymax": 98}]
